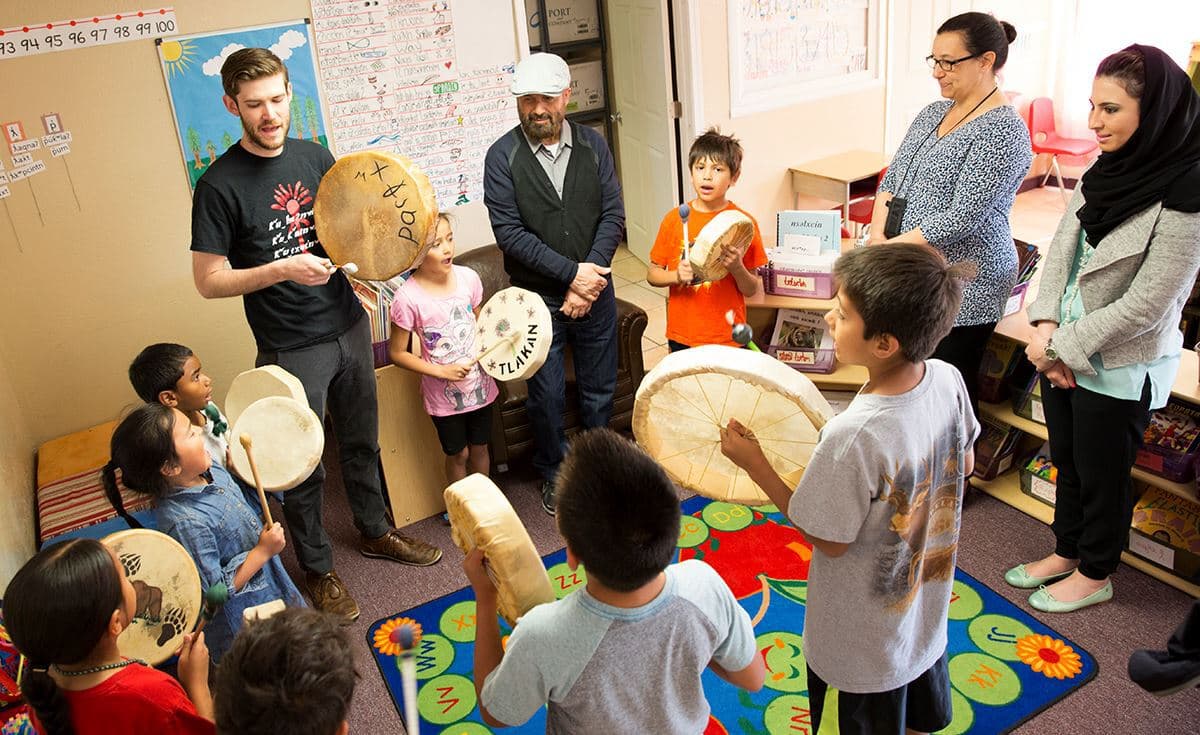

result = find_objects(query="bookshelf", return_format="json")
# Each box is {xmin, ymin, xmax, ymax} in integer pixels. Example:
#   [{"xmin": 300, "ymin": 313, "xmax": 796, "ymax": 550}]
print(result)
[{"xmin": 981, "ymin": 299, "xmax": 1200, "ymax": 597}]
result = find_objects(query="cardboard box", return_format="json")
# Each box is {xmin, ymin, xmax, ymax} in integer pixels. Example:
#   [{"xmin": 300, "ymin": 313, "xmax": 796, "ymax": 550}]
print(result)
[
  {"xmin": 1128, "ymin": 485, "xmax": 1200, "ymax": 582},
  {"xmin": 527, "ymin": 0, "xmax": 600, "ymax": 46},
  {"xmin": 1019, "ymin": 443, "xmax": 1057, "ymax": 506},
  {"xmin": 566, "ymin": 60, "xmax": 605, "ymax": 113}
]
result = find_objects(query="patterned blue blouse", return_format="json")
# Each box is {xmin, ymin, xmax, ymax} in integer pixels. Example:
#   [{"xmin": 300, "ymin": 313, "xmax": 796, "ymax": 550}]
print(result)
[
  {"xmin": 155, "ymin": 463, "xmax": 305, "ymax": 661},
  {"xmin": 880, "ymin": 101, "xmax": 1032, "ymax": 326}
]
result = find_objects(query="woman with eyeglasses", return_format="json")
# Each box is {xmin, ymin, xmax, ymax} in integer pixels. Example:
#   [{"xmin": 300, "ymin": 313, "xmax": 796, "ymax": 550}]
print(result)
[
  {"xmin": 869, "ymin": 12, "xmax": 1032, "ymax": 417},
  {"xmin": 1008, "ymin": 45, "xmax": 1200, "ymax": 613}
]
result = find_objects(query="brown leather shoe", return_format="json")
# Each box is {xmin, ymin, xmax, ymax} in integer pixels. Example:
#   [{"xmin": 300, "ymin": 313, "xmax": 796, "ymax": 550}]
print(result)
[
  {"xmin": 361, "ymin": 529, "xmax": 443, "ymax": 566},
  {"xmin": 305, "ymin": 570, "xmax": 360, "ymax": 623}
]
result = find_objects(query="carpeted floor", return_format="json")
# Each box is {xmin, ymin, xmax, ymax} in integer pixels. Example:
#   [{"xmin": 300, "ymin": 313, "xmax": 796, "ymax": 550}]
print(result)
[{"xmin": 285, "ymin": 450, "xmax": 1200, "ymax": 735}]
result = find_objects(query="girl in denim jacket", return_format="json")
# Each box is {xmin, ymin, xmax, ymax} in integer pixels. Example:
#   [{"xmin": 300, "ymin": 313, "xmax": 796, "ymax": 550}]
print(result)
[{"xmin": 102, "ymin": 403, "xmax": 304, "ymax": 660}]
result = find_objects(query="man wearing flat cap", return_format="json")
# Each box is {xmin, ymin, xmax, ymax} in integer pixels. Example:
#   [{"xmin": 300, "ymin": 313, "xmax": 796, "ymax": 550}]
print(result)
[{"xmin": 483, "ymin": 53, "xmax": 625, "ymax": 516}]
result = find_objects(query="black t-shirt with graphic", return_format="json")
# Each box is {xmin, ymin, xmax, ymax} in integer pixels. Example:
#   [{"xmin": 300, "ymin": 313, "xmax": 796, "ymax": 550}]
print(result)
[{"xmin": 191, "ymin": 139, "xmax": 362, "ymax": 352}]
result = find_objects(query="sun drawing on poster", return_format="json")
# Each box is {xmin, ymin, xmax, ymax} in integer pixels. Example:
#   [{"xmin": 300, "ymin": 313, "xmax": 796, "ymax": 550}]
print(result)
[{"xmin": 160, "ymin": 39, "xmax": 198, "ymax": 78}]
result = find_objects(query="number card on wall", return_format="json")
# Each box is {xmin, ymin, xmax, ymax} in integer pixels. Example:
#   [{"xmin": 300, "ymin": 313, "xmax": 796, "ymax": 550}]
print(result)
[
  {"xmin": 157, "ymin": 20, "xmax": 329, "ymax": 191},
  {"xmin": 0, "ymin": 8, "xmax": 178, "ymax": 59}
]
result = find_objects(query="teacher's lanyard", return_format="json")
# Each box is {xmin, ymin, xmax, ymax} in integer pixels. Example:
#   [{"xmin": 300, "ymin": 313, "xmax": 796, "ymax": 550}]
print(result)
[{"xmin": 892, "ymin": 86, "xmax": 999, "ymax": 199}]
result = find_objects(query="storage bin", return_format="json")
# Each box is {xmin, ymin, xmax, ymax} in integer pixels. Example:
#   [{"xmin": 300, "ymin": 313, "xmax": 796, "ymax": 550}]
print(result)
[
  {"xmin": 974, "ymin": 416, "xmax": 1022, "ymax": 481},
  {"xmin": 1128, "ymin": 484, "xmax": 1200, "ymax": 582},
  {"xmin": 1011, "ymin": 370, "xmax": 1045, "ymax": 425},
  {"xmin": 759, "ymin": 262, "xmax": 834, "ymax": 299},
  {"xmin": 1136, "ymin": 400, "xmax": 1200, "ymax": 483},
  {"xmin": 1019, "ymin": 443, "xmax": 1057, "ymax": 506}
]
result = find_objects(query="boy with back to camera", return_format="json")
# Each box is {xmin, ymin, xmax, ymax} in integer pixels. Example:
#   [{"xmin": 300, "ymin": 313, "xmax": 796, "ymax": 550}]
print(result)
[
  {"xmin": 647, "ymin": 128, "xmax": 767, "ymax": 351},
  {"xmin": 213, "ymin": 608, "xmax": 357, "ymax": 735},
  {"xmin": 464, "ymin": 428, "xmax": 764, "ymax": 733},
  {"xmin": 722, "ymin": 243, "xmax": 980, "ymax": 735}
]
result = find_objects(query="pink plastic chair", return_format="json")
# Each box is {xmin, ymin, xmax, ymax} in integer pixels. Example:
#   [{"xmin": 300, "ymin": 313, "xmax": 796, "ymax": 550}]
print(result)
[{"xmin": 1028, "ymin": 97, "xmax": 1098, "ymax": 204}]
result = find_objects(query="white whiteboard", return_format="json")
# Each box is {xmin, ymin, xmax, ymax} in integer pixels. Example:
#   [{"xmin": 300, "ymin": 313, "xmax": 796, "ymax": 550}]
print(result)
[
  {"xmin": 728, "ymin": 0, "xmax": 882, "ymax": 118},
  {"xmin": 309, "ymin": 0, "xmax": 525, "ymax": 248}
]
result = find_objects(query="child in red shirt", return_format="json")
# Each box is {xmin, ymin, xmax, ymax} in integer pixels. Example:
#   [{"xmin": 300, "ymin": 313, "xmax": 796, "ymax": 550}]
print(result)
[
  {"xmin": 647, "ymin": 128, "xmax": 767, "ymax": 350},
  {"xmin": 4, "ymin": 538, "xmax": 214, "ymax": 735}
]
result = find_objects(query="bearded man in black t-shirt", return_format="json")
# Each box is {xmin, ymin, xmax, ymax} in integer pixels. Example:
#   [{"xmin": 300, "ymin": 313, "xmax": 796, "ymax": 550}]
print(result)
[{"xmin": 190, "ymin": 48, "xmax": 441, "ymax": 622}]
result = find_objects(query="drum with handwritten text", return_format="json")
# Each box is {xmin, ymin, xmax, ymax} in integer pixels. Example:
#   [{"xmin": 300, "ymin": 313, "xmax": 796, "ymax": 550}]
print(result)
[{"xmin": 314, "ymin": 150, "xmax": 439, "ymax": 280}]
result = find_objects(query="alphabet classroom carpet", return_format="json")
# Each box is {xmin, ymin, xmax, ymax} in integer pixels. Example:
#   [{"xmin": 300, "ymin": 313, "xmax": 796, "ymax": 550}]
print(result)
[{"xmin": 367, "ymin": 497, "xmax": 1096, "ymax": 735}]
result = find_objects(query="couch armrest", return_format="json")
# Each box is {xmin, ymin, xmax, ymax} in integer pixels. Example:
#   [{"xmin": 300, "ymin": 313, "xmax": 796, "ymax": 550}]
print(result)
[{"xmin": 615, "ymin": 298, "xmax": 648, "ymax": 384}]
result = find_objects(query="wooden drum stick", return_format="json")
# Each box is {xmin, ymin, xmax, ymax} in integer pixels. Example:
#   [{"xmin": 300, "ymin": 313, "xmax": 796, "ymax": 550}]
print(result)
[{"xmin": 238, "ymin": 433, "xmax": 274, "ymax": 526}]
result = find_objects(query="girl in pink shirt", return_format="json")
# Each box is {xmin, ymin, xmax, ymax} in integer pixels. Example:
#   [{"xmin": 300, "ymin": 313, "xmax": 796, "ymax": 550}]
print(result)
[{"xmin": 389, "ymin": 214, "xmax": 499, "ymax": 485}]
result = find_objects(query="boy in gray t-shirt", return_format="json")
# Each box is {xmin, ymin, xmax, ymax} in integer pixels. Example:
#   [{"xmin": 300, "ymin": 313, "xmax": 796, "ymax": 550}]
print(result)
[
  {"xmin": 464, "ymin": 428, "xmax": 764, "ymax": 733},
  {"xmin": 723, "ymin": 243, "xmax": 980, "ymax": 735}
]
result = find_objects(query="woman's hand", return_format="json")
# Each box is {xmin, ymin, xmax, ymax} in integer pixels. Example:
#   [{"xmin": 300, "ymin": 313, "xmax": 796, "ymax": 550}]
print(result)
[{"xmin": 1043, "ymin": 361, "xmax": 1076, "ymax": 390}]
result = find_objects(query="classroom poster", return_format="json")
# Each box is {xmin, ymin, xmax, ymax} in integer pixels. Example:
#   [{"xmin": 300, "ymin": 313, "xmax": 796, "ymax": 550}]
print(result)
[{"xmin": 158, "ymin": 20, "xmax": 329, "ymax": 190}]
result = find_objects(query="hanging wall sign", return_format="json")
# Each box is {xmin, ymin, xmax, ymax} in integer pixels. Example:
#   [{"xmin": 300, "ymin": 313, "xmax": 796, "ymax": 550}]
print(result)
[{"xmin": 0, "ymin": 8, "xmax": 177, "ymax": 60}]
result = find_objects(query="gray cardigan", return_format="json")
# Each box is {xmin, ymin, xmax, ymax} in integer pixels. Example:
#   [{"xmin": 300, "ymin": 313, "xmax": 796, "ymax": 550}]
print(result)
[{"xmin": 1027, "ymin": 186, "xmax": 1200, "ymax": 376}]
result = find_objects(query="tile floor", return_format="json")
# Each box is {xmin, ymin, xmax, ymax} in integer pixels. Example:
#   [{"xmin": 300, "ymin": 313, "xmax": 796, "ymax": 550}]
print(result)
[{"xmin": 616, "ymin": 184, "xmax": 1071, "ymax": 371}]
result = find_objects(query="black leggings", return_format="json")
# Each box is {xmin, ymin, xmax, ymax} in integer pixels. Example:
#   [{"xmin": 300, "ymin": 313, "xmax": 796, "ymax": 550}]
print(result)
[
  {"xmin": 931, "ymin": 322, "xmax": 997, "ymax": 420},
  {"xmin": 1041, "ymin": 376, "xmax": 1151, "ymax": 579}
]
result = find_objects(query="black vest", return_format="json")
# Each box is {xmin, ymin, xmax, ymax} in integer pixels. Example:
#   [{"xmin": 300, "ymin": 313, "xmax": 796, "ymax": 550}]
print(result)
[{"xmin": 506, "ymin": 123, "xmax": 603, "ymax": 297}]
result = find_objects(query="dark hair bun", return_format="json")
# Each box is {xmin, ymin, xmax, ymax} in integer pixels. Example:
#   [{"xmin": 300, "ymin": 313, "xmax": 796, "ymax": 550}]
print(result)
[{"xmin": 1000, "ymin": 20, "xmax": 1017, "ymax": 44}]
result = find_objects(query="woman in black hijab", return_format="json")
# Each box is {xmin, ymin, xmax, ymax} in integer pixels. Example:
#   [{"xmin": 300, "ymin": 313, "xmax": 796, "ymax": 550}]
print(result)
[{"xmin": 1007, "ymin": 45, "xmax": 1200, "ymax": 612}]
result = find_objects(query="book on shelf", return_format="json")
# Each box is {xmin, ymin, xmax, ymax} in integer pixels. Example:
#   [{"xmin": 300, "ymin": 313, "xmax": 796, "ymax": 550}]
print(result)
[
  {"xmin": 776, "ymin": 210, "xmax": 841, "ymax": 256},
  {"xmin": 767, "ymin": 308, "xmax": 834, "ymax": 371}
]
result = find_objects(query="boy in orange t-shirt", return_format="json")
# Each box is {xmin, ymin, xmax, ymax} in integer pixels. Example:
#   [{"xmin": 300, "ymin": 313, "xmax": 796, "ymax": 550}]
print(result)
[{"xmin": 647, "ymin": 128, "xmax": 767, "ymax": 350}]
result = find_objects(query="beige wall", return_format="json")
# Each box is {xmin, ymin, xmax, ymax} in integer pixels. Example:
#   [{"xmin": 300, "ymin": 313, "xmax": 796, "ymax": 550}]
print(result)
[
  {"xmin": 0, "ymin": 349, "xmax": 36, "ymax": 589},
  {"xmin": 0, "ymin": 2, "xmax": 317, "ymax": 450}
]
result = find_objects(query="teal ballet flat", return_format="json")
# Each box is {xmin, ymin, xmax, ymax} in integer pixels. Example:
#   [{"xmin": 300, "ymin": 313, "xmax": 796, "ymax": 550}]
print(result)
[
  {"xmin": 1004, "ymin": 563, "xmax": 1074, "ymax": 589},
  {"xmin": 1029, "ymin": 581, "xmax": 1113, "ymax": 613}
]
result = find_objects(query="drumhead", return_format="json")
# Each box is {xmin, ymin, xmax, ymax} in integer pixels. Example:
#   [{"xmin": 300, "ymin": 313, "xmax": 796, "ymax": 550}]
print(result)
[
  {"xmin": 229, "ymin": 396, "xmax": 325, "ymax": 492},
  {"xmin": 475, "ymin": 287, "xmax": 553, "ymax": 381},
  {"xmin": 314, "ymin": 151, "xmax": 439, "ymax": 280},
  {"xmin": 224, "ymin": 365, "xmax": 308, "ymax": 429},
  {"xmin": 444, "ymin": 474, "xmax": 554, "ymax": 624},
  {"xmin": 633, "ymin": 345, "xmax": 834, "ymax": 505},
  {"xmin": 688, "ymin": 209, "xmax": 755, "ymax": 283},
  {"xmin": 102, "ymin": 529, "xmax": 202, "ymax": 666}
]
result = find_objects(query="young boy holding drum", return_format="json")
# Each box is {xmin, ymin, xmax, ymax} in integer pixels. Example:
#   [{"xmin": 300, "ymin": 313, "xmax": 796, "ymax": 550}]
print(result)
[
  {"xmin": 721, "ymin": 243, "xmax": 979, "ymax": 735},
  {"xmin": 646, "ymin": 128, "xmax": 767, "ymax": 351},
  {"xmin": 464, "ymin": 428, "xmax": 764, "ymax": 731}
]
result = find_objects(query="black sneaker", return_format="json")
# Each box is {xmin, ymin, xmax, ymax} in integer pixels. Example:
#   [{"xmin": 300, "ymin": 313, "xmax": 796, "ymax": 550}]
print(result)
[
  {"xmin": 540, "ymin": 480, "xmax": 556, "ymax": 516},
  {"xmin": 1129, "ymin": 648, "xmax": 1200, "ymax": 696}
]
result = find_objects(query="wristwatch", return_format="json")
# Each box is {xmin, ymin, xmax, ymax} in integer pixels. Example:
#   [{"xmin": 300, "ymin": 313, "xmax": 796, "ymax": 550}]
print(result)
[{"xmin": 1043, "ymin": 338, "xmax": 1059, "ymax": 362}]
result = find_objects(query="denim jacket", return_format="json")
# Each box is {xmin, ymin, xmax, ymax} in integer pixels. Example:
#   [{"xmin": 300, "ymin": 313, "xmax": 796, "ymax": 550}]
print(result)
[{"xmin": 155, "ymin": 463, "xmax": 304, "ymax": 660}]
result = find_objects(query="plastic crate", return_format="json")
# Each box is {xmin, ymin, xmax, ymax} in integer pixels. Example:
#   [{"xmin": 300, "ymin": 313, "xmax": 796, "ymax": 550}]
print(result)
[
  {"xmin": 1136, "ymin": 400, "xmax": 1200, "ymax": 483},
  {"xmin": 1019, "ymin": 443, "xmax": 1057, "ymax": 507},
  {"xmin": 759, "ymin": 262, "xmax": 834, "ymax": 299}
]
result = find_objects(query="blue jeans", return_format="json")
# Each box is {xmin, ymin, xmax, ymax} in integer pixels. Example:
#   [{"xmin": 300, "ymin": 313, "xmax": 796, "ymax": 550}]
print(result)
[
  {"xmin": 526, "ymin": 284, "xmax": 618, "ymax": 481},
  {"xmin": 256, "ymin": 315, "xmax": 391, "ymax": 574}
]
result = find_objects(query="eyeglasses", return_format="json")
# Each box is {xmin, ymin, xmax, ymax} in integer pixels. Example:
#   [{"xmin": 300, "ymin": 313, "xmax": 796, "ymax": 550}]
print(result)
[{"xmin": 925, "ymin": 53, "xmax": 979, "ymax": 72}]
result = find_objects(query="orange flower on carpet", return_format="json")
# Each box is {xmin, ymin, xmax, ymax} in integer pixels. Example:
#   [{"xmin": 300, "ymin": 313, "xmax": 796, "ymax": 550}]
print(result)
[
  {"xmin": 1016, "ymin": 634, "xmax": 1082, "ymax": 679},
  {"xmin": 373, "ymin": 617, "xmax": 423, "ymax": 657}
]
